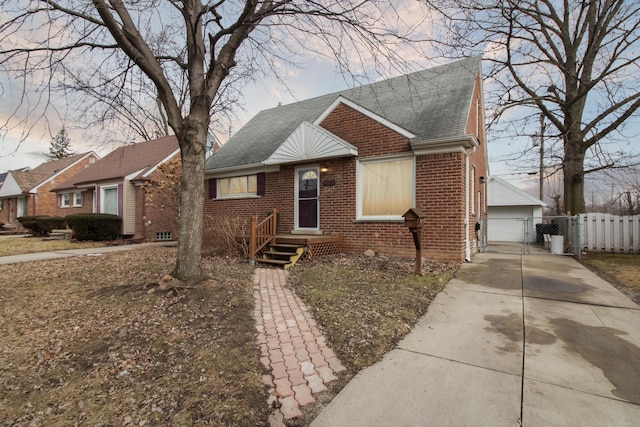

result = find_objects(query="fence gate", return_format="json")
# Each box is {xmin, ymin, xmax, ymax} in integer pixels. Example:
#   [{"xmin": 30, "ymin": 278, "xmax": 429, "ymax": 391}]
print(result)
[{"xmin": 485, "ymin": 216, "xmax": 581, "ymax": 258}]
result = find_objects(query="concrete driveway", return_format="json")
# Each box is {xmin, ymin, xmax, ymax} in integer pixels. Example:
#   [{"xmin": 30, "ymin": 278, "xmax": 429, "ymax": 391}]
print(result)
[{"xmin": 312, "ymin": 252, "xmax": 640, "ymax": 426}]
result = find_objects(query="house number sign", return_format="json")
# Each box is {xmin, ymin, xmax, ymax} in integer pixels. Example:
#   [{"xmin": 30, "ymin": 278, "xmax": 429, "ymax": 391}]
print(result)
[{"xmin": 323, "ymin": 179, "xmax": 336, "ymax": 187}]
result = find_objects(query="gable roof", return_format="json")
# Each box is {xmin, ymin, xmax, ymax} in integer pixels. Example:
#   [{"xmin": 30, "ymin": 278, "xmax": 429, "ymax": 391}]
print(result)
[
  {"xmin": 206, "ymin": 56, "xmax": 481, "ymax": 172},
  {"xmin": 0, "ymin": 153, "xmax": 97, "ymax": 197},
  {"xmin": 487, "ymin": 176, "xmax": 546, "ymax": 207},
  {"xmin": 54, "ymin": 136, "xmax": 180, "ymax": 190}
]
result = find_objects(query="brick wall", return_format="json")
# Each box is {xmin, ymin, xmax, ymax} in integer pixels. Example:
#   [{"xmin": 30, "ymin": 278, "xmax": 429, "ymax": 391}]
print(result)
[
  {"xmin": 43, "ymin": 155, "xmax": 98, "ymax": 217},
  {"xmin": 467, "ymin": 75, "xmax": 489, "ymax": 252},
  {"xmin": 139, "ymin": 159, "xmax": 181, "ymax": 242},
  {"xmin": 203, "ymin": 102, "xmax": 478, "ymax": 262}
]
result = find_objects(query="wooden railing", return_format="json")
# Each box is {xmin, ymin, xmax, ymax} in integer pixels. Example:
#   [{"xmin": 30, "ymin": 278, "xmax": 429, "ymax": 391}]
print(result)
[{"xmin": 249, "ymin": 208, "xmax": 278, "ymax": 264}]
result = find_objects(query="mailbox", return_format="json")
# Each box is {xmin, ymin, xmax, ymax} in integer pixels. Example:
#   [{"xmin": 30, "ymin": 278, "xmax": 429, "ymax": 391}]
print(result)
[{"xmin": 402, "ymin": 208, "xmax": 425, "ymax": 230}]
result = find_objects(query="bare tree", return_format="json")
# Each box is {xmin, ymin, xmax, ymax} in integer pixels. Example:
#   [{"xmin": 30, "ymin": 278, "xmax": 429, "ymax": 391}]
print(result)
[
  {"xmin": 425, "ymin": 0, "xmax": 640, "ymax": 214},
  {"xmin": 0, "ymin": 0, "xmax": 417, "ymax": 280}
]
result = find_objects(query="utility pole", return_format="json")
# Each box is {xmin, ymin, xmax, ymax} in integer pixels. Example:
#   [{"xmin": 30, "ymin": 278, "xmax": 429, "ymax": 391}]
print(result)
[{"xmin": 538, "ymin": 113, "xmax": 544, "ymax": 201}]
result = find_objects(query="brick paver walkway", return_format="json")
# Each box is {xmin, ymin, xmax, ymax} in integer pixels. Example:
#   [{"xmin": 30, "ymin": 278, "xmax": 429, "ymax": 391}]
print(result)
[{"xmin": 253, "ymin": 268, "xmax": 346, "ymax": 424}]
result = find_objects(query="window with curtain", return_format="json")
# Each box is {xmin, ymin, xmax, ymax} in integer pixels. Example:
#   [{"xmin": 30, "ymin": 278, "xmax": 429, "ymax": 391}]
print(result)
[
  {"xmin": 218, "ymin": 175, "xmax": 257, "ymax": 197},
  {"xmin": 101, "ymin": 187, "xmax": 118, "ymax": 215},
  {"xmin": 359, "ymin": 157, "xmax": 413, "ymax": 218},
  {"xmin": 73, "ymin": 192, "xmax": 82, "ymax": 207}
]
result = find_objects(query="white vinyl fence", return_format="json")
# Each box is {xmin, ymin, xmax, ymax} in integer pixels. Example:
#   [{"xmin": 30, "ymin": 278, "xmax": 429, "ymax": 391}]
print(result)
[{"xmin": 580, "ymin": 213, "xmax": 640, "ymax": 254}]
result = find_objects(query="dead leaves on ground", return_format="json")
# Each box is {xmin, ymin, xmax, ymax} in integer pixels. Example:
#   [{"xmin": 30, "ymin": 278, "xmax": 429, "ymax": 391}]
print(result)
[
  {"xmin": 0, "ymin": 248, "xmax": 268, "ymax": 426},
  {"xmin": 290, "ymin": 254, "xmax": 458, "ymax": 371}
]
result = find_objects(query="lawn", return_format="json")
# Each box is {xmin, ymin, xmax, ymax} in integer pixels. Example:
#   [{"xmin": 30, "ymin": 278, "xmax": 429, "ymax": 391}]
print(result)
[
  {"xmin": 0, "ymin": 247, "xmax": 457, "ymax": 426},
  {"xmin": 0, "ymin": 236, "xmax": 107, "ymax": 257},
  {"xmin": 580, "ymin": 253, "xmax": 640, "ymax": 305}
]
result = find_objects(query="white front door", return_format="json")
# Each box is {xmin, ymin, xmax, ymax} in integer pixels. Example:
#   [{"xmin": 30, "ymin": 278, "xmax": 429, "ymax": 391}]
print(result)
[{"xmin": 295, "ymin": 166, "xmax": 319, "ymax": 231}]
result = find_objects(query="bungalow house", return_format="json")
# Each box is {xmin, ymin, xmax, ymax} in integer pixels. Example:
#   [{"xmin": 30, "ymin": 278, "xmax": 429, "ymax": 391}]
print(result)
[
  {"xmin": 0, "ymin": 154, "xmax": 99, "ymax": 232},
  {"xmin": 203, "ymin": 57, "xmax": 489, "ymax": 262},
  {"xmin": 52, "ymin": 136, "xmax": 180, "ymax": 241}
]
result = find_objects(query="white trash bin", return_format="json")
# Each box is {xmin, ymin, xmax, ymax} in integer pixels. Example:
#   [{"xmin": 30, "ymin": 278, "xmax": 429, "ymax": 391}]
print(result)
[{"xmin": 551, "ymin": 235, "xmax": 564, "ymax": 254}]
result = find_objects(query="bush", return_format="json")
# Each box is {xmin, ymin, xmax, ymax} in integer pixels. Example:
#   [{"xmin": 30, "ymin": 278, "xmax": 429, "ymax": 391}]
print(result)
[
  {"xmin": 17, "ymin": 216, "xmax": 65, "ymax": 236},
  {"xmin": 38, "ymin": 216, "xmax": 66, "ymax": 235},
  {"xmin": 17, "ymin": 216, "xmax": 40, "ymax": 234},
  {"xmin": 65, "ymin": 213, "xmax": 122, "ymax": 241}
]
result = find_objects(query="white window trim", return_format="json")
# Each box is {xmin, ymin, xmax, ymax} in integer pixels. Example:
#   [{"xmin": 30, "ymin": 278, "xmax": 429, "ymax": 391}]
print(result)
[
  {"xmin": 100, "ymin": 185, "xmax": 119, "ymax": 215},
  {"xmin": 294, "ymin": 165, "xmax": 320, "ymax": 231},
  {"xmin": 216, "ymin": 175, "xmax": 258, "ymax": 199},
  {"xmin": 73, "ymin": 192, "xmax": 83, "ymax": 207},
  {"xmin": 356, "ymin": 154, "xmax": 415, "ymax": 221},
  {"xmin": 61, "ymin": 193, "xmax": 71, "ymax": 208}
]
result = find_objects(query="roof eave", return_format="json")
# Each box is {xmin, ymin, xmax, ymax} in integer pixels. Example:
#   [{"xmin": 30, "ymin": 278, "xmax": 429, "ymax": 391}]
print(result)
[
  {"xmin": 204, "ymin": 163, "xmax": 281, "ymax": 178},
  {"xmin": 411, "ymin": 134, "xmax": 479, "ymax": 155}
]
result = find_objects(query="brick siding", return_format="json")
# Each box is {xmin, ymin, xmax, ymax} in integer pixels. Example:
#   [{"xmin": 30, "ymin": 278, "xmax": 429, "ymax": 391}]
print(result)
[{"xmin": 203, "ymin": 96, "xmax": 489, "ymax": 262}]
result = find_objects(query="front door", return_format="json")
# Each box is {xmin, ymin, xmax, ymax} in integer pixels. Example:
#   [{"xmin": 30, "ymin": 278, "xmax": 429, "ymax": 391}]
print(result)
[{"xmin": 295, "ymin": 166, "xmax": 319, "ymax": 231}]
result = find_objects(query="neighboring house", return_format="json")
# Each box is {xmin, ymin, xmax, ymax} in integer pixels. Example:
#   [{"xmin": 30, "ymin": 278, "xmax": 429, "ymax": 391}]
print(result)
[
  {"xmin": 486, "ymin": 176, "xmax": 546, "ymax": 243},
  {"xmin": 0, "ymin": 154, "xmax": 99, "ymax": 231},
  {"xmin": 203, "ymin": 57, "xmax": 489, "ymax": 262},
  {"xmin": 52, "ymin": 136, "xmax": 181, "ymax": 241},
  {"xmin": 207, "ymin": 130, "xmax": 223, "ymax": 158}
]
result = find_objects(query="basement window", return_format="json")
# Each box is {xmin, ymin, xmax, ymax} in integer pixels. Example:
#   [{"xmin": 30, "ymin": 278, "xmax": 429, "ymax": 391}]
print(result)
[{"xmin": 156, "ymin": 231, "xmax": 172, "ymax": 241}]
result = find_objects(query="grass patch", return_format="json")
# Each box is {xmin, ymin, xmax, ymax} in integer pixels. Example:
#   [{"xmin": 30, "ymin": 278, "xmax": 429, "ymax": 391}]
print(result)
[
  {"xmin": 580, "ymin": 253, "xmax": 640, "ymax": 304},
  {"xmin": 0, "ymin": 236, "xmax": 107, "ymax": 257},
  {"xmin": 288, "ymin": 254, "xmax": 457, "ymax": 423},
  {"xmin": 0, "ymin": 248, "xmax": 269, "ymax": 426},
  {"xmin": 291, "ymin": 255, "xmax": 456, "ymax": 370},
  {"xmin": 1, "ymin": 248, "xmax": 458, "ymax": 425}
]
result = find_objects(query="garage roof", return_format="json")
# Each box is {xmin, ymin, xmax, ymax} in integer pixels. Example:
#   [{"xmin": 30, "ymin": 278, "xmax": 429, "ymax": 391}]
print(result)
[{"xmin": 487, "ymin": 176, "xmax": 546, "ymax": 207}]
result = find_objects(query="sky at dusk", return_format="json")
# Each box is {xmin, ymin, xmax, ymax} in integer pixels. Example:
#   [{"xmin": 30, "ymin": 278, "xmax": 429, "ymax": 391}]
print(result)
[{"xmin": 1, "ymin": 1, "xmax": 636, "ymax": 202}]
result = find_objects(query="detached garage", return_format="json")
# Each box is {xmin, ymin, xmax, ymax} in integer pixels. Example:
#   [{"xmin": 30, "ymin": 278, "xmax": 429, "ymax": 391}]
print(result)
[{"xmin": 487, "ymin": 176, "xmax": 546, "ymax": 242}]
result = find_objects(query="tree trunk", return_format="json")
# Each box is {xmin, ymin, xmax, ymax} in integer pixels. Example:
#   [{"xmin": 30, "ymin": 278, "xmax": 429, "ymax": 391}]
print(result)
[
  {"xmin": 563, "ymin": 138, "xmax": 586, "ymax": 215},
  {"xmin": 172, "ymin": 117, "xmax": 207, "ymax": 281}
]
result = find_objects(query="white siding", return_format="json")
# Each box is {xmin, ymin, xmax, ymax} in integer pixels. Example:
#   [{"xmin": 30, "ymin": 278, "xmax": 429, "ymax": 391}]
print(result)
[{"xmin": 122, "ymin": 180, "xmax": 136, "ymax": 235}]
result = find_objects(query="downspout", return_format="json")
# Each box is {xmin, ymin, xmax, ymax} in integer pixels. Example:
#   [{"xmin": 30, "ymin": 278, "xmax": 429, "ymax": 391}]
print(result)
[{"xmin": 464, "ymin": 146, "xmax": 477, "ymax": 262}]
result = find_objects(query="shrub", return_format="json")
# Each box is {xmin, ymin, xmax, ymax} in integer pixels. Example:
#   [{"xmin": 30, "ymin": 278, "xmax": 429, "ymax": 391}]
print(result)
[
  {"xmin": 37, "ymin": 216, "xmax": 66, "ymax": 235},
  {"xmin": 65, "ymin": 213, "xmax": 121, "ymax": 241},
  {"xmin": 17, "ymin": 216, "xmax": 40, "ymax": 234},
  {"xmin": 17, "ymin": 216, "xmax": 65, "ymax": 236}
]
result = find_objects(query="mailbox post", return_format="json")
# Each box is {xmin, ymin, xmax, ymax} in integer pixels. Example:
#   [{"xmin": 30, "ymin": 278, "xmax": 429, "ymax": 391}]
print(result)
[{"xmin": 402, "ymin": 208, "xmax": 425, "ymax": 275}]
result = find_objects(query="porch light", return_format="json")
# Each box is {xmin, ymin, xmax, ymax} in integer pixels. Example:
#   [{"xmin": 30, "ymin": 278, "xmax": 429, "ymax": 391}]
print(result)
[{"xmin": 320, "ymin": 167, "xmax": 329, "ymax": 173}]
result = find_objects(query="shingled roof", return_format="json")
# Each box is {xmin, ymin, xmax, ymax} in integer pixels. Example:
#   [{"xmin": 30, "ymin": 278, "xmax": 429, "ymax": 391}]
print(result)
[
  {"xmin": 54, "ymin": 136, "xmax": 180, "ymax": 191},
  {"xmin": 206, "ymin": 56, "xmax": 481, "ymax": 172},
  {"xmin": 9, "ymin": 153, "xmax": 94, "ymax": 193}
]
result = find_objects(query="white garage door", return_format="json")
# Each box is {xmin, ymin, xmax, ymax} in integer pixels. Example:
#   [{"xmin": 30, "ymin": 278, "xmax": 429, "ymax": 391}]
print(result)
[{"xmin": 487, "ymin": 207, "xmax": 533, "ymax": 242}]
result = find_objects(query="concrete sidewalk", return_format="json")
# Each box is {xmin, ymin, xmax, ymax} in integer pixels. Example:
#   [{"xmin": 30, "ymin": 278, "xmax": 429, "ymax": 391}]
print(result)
[
  {"xmin": 0, "ymin": 241, "xmax": 176, "ymax": 265},
  {"xmin": 311, "ymin": 253, "xmax": 640, "ymax": 427}
]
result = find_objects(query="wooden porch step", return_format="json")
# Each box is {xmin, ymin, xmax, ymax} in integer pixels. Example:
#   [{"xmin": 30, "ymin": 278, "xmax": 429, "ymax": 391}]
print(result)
[
  {"xmin": 266, "ymin": 250, "xmax": 300, "ymax": 257},
  {"xmin": 270, "ymin": 243, "xmax": 305, "ymax": 249},
  {"xmin": 259, "ymin": 244, "xmax": 306, "ymax": 270}
]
